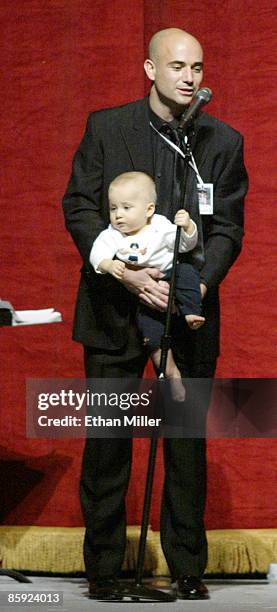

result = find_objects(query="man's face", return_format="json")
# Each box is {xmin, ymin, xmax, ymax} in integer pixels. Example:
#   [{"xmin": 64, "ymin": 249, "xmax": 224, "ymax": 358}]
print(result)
[
  {"xmin": 109, "ymin": 181, "xmax": 154, "ymax": 235},
  {"xmin": 145, "ymin": 34, "xmax": 203, "ymax": 110}
]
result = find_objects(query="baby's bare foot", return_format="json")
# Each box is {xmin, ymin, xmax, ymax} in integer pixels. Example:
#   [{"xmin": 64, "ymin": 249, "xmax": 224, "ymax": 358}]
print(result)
[
  {"xmin": 167, "ymin": 366, "xmax": 186, "ymax": 402},
  {"xmin": 169, "ymin": 377, "xmax": 186, "ymax": 402},
  {"xmin": 186, "ymin": 314, "xmax": 205, "ymax": 330}
]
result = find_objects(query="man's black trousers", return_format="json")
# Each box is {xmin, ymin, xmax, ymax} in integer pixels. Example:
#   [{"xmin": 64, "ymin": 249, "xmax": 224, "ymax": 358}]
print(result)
[{"xmin": 80, "ymin": 345, "xmax": 216, "ymax": 581}]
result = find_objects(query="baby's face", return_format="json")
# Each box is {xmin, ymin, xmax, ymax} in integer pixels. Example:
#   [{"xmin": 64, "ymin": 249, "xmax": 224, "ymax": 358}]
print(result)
[{"xmin": 109, "ymin": 181, "xmax": 154, "ymax": 235}]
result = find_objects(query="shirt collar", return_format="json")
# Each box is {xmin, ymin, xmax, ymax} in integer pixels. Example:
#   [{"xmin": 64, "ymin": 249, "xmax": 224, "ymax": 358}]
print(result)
[
  {"xmin": 147, "ymin": 100, "xmax": 181, "ymax": 131},
  {"xmin": 147, "ymin": 99, "xmax": 199, "ymax": 143}
]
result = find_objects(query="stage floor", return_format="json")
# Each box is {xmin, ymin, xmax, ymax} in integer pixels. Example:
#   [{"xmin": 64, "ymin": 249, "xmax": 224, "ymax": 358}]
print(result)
[{"xmin": 0, "ymin": 575, "xmax": 276, "ymax": 611}]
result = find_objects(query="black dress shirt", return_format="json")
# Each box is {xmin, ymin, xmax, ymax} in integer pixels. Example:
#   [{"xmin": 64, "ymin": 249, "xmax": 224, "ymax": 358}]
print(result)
[{"xmin": 148, "ymin": 104, "xmax": 205, "ymax": 269}]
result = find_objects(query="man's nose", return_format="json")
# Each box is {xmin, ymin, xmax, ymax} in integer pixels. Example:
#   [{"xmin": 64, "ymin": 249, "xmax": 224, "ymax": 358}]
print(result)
[{"xmin": 181, "ymin": 66, "xmax": 193, "ymax": 83}]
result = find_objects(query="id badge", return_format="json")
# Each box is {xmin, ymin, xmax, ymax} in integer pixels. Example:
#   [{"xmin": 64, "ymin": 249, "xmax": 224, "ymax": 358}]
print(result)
[{"xmin": 197, "ymin": 183, "xmax": 213, "ymax": 215}]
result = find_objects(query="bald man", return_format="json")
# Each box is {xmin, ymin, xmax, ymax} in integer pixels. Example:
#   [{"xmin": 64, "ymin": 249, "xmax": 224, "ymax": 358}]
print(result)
[{"xmin": 63, "ymin": 28, "xmax": 248, "ymax": 600}]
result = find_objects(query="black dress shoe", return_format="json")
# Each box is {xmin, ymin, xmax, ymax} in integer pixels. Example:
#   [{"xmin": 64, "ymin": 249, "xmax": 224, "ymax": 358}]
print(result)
[
  {"xmin": 174, "ymin": 575, "xmax": 209, "ymax": 600},
  {"xmin": 89, "ymin": 577, "xmax": 124, "ymax": 601}
]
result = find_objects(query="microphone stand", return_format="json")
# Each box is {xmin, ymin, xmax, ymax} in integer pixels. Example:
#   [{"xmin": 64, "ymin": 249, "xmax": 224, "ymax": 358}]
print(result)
[{"xmin": 116, "ymin": 134, "xmax": 191, "ymax": 603}]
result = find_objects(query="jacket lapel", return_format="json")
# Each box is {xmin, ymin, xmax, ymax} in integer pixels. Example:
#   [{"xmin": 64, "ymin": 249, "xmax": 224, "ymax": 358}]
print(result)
[
  {"xmin": 191, "ymin": 113, "xmax": 214, "ymax": 173},
  {"xmin": 119, "ymin": 98, "xmax": 154, "ymax": 177}
]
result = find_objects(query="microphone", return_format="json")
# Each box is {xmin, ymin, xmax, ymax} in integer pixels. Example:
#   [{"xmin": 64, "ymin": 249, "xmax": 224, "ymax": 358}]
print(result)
[{"xmin": 178, "ymin": 87, "xmax": 212, "ymax": 130}]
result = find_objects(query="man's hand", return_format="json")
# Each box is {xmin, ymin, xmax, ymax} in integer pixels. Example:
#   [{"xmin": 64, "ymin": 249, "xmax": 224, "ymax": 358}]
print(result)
[{"xmin": 120, "ymin": 267, "xmax": 169, "ymax": 311}]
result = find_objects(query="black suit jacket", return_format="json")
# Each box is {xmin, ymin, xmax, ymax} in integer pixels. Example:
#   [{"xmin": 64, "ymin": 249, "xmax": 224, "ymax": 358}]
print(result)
[{"xmin": 62, "ymin": 97, "xmax": 248, "ymax": 362}]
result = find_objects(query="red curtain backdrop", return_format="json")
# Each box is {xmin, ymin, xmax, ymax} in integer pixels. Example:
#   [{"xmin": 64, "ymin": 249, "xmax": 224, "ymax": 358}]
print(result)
[{"xmin": 1, "ymin": 0, "xmax": 276, "ymax": 531}]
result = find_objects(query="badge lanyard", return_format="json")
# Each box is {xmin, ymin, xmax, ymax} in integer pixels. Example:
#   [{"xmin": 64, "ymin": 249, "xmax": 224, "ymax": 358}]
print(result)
[
  {"xmin": 150, "ymin": 121, "xmax": 204, "ymax": 187},
  {"xmin": 150, "ymin": 122, "xmax": 213, "ymax": 215}
]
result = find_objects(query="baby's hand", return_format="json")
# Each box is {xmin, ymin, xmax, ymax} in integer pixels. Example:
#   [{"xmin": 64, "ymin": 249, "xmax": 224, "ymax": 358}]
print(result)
[
  {"xmin": 110, "ymin": 260, "xmax": 126, "ymax": 280},
  {"xmin": 174, "ymin": 209, "xmax": 195, "ymax": 235},
  {"xmin": 174, "ymin": 209, "xmax": 191, "ymax": 231}
]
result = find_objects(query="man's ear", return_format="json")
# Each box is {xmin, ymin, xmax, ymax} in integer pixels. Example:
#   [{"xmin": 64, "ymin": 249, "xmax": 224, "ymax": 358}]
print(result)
[
  {"xmin": 146, "ymin": 202, "xmax": 156, "ymax": 218},
  {"xmin": 144, "ymin": 59, "xmax": 156, "ymax": 82}
]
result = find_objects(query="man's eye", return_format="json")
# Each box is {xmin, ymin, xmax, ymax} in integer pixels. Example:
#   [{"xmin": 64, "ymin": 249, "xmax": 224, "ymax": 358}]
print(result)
[
  {"xmin": 193, "ymin": 67, "xmax": 202, "ymax": 73},
  {"xmin": 172, "ymin": 66, "xmax": 182, "ymax": 70}
]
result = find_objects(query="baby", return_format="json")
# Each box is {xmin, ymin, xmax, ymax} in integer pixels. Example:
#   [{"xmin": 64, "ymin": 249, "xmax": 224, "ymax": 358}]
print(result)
[{"xmin": 90, "ymin": 171, "xmax": 205, "ymax": 400}]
